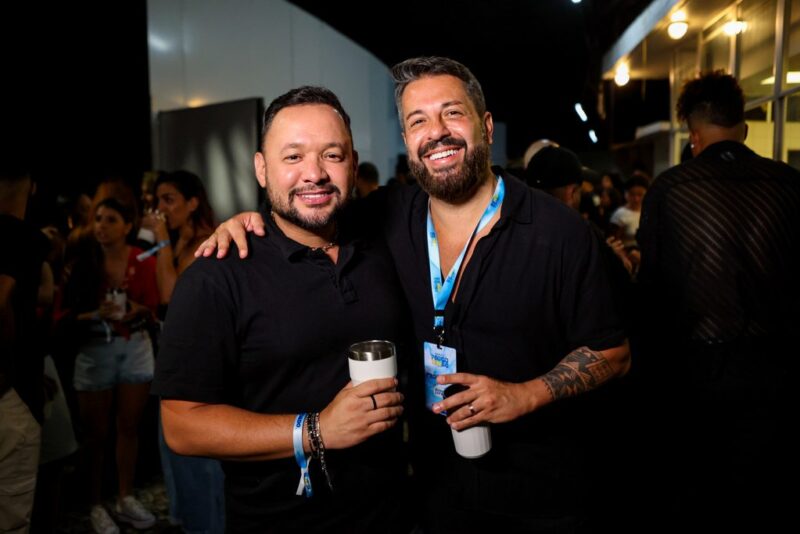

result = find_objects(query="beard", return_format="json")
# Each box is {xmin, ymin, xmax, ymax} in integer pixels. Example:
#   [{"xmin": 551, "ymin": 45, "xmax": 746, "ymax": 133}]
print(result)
[
  {"xmin": 267, "ymin": 182, "xmax": 345, "ymax": 232},
  {"xmin": 409, "ymin": 136, "xmax": 491, "ymax": 204}
]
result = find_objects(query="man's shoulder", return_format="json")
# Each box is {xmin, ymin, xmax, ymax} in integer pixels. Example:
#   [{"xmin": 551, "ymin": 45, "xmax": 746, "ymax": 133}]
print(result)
[{"xmin": 180, "ymin": 235, "xmax": 273, "ymax": 285}]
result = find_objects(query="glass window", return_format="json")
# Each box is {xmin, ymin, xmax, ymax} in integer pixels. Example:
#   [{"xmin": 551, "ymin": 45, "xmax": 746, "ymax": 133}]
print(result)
[
  {"xmin": 745, "ymin": 101, "xmax": 774, "ymax": 158},
  {"xmin": 782, "ymin": 93, "xmax": 800, "ymax": 168},
  {"xmin": 740, "ymin": 0, "xmax": 777, "ymax": 100},
  {"xmin": 704, "ymin": 33, "xmax": 731, "ymax": 73},
  {"xmin": 786, "ymin": 0, "xmax": 800, "ymax": 92}
]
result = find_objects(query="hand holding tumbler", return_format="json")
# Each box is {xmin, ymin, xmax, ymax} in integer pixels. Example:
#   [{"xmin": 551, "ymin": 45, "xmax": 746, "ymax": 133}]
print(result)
[
  {"xmin": 348, "ymin": 340, "xmax": 398, "ymax": 385},
  {"xmin": 443, "ymin": 384, "xmax": 492, "ymax": 459}
]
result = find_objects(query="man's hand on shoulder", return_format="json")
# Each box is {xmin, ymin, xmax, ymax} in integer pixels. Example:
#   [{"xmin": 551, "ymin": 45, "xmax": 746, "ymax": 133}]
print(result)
[{"xmin": 195, "ymin": 211, "xmax": 266, "ymax": 259}]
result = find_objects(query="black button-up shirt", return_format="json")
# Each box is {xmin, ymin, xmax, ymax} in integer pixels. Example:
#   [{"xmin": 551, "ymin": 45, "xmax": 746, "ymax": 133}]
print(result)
[{"xmin": 366, "ymin": 170, "xmax": 625, "ymax": 528}]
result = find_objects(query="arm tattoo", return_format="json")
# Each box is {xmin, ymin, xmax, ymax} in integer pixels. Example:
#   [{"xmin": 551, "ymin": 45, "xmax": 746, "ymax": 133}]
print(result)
[{"xmin": 540, "ymin": 346, "xmax": 615, "ymax": 401}]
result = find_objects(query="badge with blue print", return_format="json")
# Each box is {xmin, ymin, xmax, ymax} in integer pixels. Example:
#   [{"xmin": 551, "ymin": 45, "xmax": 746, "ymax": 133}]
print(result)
[{"xmin": 423, "ymin": 341, "xmax": 457, "ymax": 412}]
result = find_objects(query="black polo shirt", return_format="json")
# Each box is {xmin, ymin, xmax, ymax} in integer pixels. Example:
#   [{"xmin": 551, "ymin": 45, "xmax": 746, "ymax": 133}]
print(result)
[
  {"xmin": 367, "ymin": 170, "xmax": 625, "ymax": 530},
  {"xmin": 152, "ymin": 209, "xmax": 412, "ymax": 533}
]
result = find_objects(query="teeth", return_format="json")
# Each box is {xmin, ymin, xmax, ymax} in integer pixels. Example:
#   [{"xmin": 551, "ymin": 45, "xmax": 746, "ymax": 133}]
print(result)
[{"xmin": 429, "ymin": 149, "xmax": 458, "ymax": 161}]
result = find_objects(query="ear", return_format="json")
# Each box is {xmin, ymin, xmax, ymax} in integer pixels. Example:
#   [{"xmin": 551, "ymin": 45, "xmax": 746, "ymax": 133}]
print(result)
[
  {"xmin": 187, "ymin": 196, "xmax": 199, "ymax": 213},
  {"xmin": 689, "ymin": 129, "xmax": 701, "ymax": 156},
  {"xmin": 743, "ymin": 123, "xmax": 749, "ymax": 142},
  {"xmin": 254, "ymin": 151, "xmax": 267, "ymax": 188},
  {"xmin": 483, "ymin": 112, "xmax": 494, "ymax": 145}
]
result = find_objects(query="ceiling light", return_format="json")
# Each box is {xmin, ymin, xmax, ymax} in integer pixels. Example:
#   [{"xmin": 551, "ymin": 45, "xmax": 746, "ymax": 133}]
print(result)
[
  {"xmin": 667, "ymin": 10, "xmax": 688, "ymax": 39},
  {"xmin": 589, "ymin": 130, "xmax": 598, "ymax": 144},
  {"xmin": 614, "ymin": 63, "xmax": 630, "ymax": 87},
  {"xmin": 668, "ymin": 21, "xmax": 688, "ymax": 39},
  {"xmin": 574, "ymin": 103, "xmax": 588, "ymax": 122},
  {"xmin": 671, "ymin": 9, "xmax": 687, "ymax": 22},
  {"xmin": 723, "ymin": 20, "xmax": 747, "ymax": 36},
  {"xmin": 760, "ymin": 72, "xmax": 800, "ymax": 85},
  {"xmin": 571, "ymin": 0, "xmax": 582, "ymax": 4}
]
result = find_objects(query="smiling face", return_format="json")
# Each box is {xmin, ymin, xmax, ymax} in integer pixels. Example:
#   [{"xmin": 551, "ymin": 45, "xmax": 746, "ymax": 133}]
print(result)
[
  {"xmin": 254, "ymin": 103, "xmax": 356, "ymax": 232},
  {"xmin": 400, "ymin": 75, "xmax": 493, "ymax": 204}
]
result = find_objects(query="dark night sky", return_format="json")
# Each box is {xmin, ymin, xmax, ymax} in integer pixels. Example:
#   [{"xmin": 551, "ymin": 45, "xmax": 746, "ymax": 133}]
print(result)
[{"xmin": 2, "ymin": 0, "xmax": 659, "ymax": 212}]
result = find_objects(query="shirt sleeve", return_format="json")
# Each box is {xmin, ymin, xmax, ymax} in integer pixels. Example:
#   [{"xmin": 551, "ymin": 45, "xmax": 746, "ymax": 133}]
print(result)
[
  {"xmin": 609, "ymin": 207, "xmax": 624, "ymax": 226},
  {"xmin": 151, "ymin": 262, "xmax": 239, "ymax": 404},
  {"xmin": 560, "ymin": 220, "xmax": 627, "ymax": 351}
]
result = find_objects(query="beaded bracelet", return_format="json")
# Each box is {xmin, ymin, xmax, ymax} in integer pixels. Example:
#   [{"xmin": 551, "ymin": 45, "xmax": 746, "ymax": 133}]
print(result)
[{"xmin": 307, "ymin": 412, "xmax": 332, "ymax": 491}]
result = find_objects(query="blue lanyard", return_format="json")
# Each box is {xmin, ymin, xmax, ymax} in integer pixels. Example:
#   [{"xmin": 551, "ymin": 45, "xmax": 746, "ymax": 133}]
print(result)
[{"xmin": 427, "ymin": 177, "xmax": 504, "ymax": 336}]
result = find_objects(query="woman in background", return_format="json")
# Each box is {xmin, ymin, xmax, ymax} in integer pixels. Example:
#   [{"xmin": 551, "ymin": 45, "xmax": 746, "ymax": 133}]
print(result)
[
  {"xmin": 141, "ymin": 170, "xmax": 224, "ymax": 533},
  {"xmin": 61, "ymin": 197, "xmax": 158, "ymax": 533}
]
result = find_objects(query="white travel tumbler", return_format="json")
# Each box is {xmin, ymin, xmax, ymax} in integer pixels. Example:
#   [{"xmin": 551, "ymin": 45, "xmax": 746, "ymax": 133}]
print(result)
[
  {"xmin": 443, "ymin": 384, "xmax": 492, "ymax": 459},
  {"xmin": 348, "ymin": 340, "xmax": 398, "ymax": 385},
  {"xmin": 105, "ymin": 288, "xmax": 127, "ymax": 321}
]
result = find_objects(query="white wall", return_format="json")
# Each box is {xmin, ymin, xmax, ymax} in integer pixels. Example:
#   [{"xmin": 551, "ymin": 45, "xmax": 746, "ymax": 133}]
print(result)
[{"xmin": 147, "ymin": 0, "xmax": 406, "ymax": 183}]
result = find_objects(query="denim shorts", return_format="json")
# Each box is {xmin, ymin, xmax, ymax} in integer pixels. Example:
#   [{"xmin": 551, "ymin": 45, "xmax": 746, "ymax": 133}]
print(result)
[{"xmin": 73, "ymin": 330, "xmax": 155, "ymax": 391}]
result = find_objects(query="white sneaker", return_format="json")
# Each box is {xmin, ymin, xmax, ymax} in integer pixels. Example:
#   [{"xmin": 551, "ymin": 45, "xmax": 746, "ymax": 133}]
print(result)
[
  {"xmin": 90, "ymin": 505, "xmax": 120, "ymax": 534},
  {"xmin": 114, "ymin": 495, "xmax": 156, "ymax": 529}
]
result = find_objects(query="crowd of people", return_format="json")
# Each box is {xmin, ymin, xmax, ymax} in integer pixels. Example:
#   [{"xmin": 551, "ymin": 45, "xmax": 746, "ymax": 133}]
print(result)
[{"xmin": 2, "ymin": 57, "xmax": 797, "ymax": 534}]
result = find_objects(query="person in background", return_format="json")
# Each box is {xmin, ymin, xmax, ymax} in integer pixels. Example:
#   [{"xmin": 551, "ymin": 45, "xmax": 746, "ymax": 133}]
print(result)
[
  {"xmin": 141, "ymin": 170, "xmax": 224, "ymax": 533},
  {"xmin": 1, "ymin": 163, "xmax": 48, "ymax": 534},
  {"xmin": 637, "ymin": 71, "xmax": 800, "ymax": 531},
  {"xmin": 608, "ymin": 174, "xmax": 648, "ymax": 272},
  {"xmin": 60, "ymin": 197, "xmax": 158, "ymax": 534},
  {"xmin": 141, "ymin": 171, "xmax": 215, "ymax": 307},
  {"xmin": 355, "ymin": 162, "xmax": 379, "ymax": 198}
]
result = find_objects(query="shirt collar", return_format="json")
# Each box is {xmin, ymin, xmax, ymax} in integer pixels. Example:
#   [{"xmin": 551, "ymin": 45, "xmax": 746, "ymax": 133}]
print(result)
[
  {"xmin": 696, "ymin": 140, "xmax": 754, "ymax": 162},
  {"xmin": 260, "ymin": 204, "xmax": 360, "ymax": 262}
]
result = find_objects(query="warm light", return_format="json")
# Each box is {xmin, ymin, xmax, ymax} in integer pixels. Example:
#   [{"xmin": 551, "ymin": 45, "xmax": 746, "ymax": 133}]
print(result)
[
  {"xmin": 723, "ymin": 20, "xmax": 747, "ymax": 36},
  {"xmin": 760, "ymin": 72, "xmax": 800, "ymax": 85},
  {"xmin": 614, "ymin": 63, "xmax": 630, "ymax": 86},
  {"xmin": 187, "ymin": 98, "xmax": 208, "ymax": 108},
  {"xmin": 574, "ymin": 103, "xmax": 588, "ymax": 122},
  {"xmin": 668, "ymin": 21, "xmax": 688, "ymax": 39},
  {"xmin": 670, "ymin": 10, "xmax": 687, "ymax": 22},
  {"xmin": 589, "ymin": 130, "xmax": 598, "ymax": 144}
]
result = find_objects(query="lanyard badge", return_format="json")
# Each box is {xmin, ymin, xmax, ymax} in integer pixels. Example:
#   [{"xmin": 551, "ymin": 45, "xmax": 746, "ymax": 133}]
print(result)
[{"xmin": 423, "ymin": 177, "xmax": 505, "ymax": 411}]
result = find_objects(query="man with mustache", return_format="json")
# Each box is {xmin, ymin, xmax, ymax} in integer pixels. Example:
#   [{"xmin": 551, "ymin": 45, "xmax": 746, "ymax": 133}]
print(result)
[
  {"xmin": 201, "ymin": 57, "xmax": 630, "ymax": 531},
  {"xmin": 152, "ymin": 86, "xmax": 411, "ymax": 533}
]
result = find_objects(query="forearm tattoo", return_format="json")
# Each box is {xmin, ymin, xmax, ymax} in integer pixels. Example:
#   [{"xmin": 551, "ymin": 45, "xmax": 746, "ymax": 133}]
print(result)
[{"xmin": 540, "ymin": 346, "xmax": 614, "ymax": 401}]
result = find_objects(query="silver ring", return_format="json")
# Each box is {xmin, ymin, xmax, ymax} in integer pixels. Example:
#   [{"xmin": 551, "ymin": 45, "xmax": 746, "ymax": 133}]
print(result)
[
  {"xmin": 468, "ymin": 404, "xmax": 476, "ymax": 415},
  {"xmin": 370, "ymin": 394, "xmax": 378, "ymax": 410}
]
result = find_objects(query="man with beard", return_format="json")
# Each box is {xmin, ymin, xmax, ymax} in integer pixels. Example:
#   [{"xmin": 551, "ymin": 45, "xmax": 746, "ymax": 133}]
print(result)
[
  {"xmin": 200, "ymin": 57, "xmax": 630, "ymax": 532},
  {"xmin": 151, "ymin": 86, "xmax": 411, "ymax": 533}
]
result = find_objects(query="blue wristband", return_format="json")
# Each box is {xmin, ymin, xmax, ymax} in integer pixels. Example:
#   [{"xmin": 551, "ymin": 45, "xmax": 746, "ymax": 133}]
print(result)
[
  {"xmin": 136, "ymin": 240, "xmax": 170, "ymax": 262},
  {"xmin": 293, "ymin": 413, "xmax": 312, "ymax": 498}
]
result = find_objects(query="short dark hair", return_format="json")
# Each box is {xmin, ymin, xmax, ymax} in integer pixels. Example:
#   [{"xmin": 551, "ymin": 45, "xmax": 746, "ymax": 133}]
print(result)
[
  {"xmin": 391, "ymin": 56, "xmax": 486, "ymax": 129},
  {"xmin": 357, "ymin": 162, "xmax": 379, "ymax": 185},
  {"xmin": 624, "ymin": 175, "xmax": 650, "ymax": 191},
  {"xmin": 261, "ymin": 86, "xmax": 352, "ymax": 146},
  {"xmin": 676, "ymin": 71, "xmax": 745, "ymax": 128}
]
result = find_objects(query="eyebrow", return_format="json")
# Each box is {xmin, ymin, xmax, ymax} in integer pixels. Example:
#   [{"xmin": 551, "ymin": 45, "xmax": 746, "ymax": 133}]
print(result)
[
  {"xmin": 279, "ymin": 141, "xmax": 348, "ymax": 152},
  {"xmin": 404, "ymin": 100, "xmax": 465, "ymax": 122}
]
